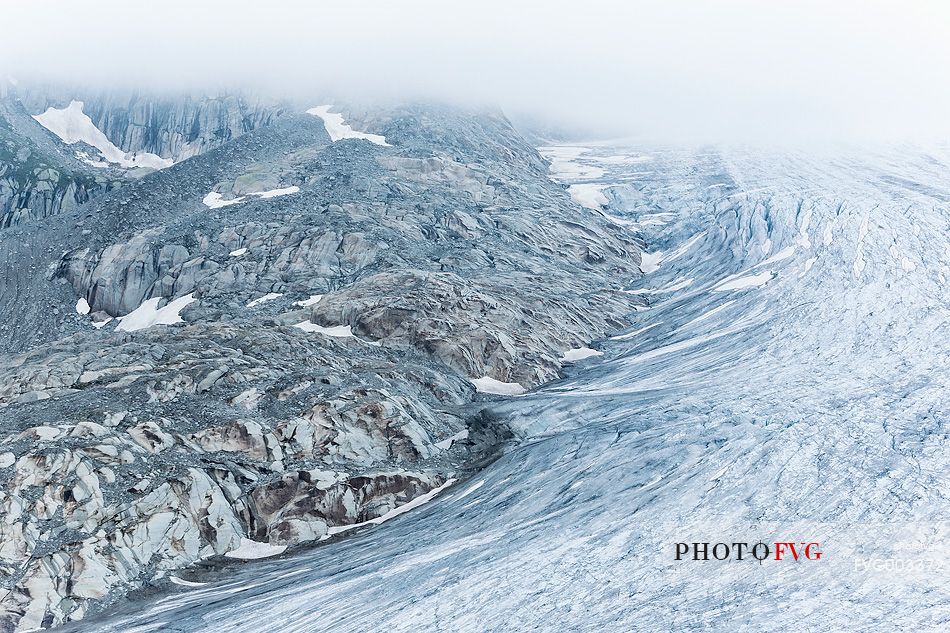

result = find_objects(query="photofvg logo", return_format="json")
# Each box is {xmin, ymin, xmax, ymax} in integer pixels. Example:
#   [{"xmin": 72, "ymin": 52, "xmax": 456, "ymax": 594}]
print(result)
[
  {"xmin": 675, "ymin": 541, "xmax": 822, "ymax": 561},
  {"xmin": 853, "ymin": 557, "xmax": 943, "ymax": 572}
]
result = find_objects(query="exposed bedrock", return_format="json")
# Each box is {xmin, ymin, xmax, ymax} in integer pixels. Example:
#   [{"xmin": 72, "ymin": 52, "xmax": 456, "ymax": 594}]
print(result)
[{"xmin": 0, "ymin": 95, "xmax": 644, "ymax": 630}]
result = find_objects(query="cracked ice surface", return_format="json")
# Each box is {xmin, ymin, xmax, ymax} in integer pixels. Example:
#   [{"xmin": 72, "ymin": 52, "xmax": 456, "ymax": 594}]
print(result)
[{"xmin": 71, "ymin": 144, "xmax": 950, "ymax": 632}]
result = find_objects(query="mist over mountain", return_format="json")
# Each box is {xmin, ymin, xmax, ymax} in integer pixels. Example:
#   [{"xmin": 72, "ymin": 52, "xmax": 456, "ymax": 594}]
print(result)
[
  {"xmin": 4, "ymin": 1, "xmax": 950, "ymax": 144},
  {"xmin": 0, "ymin": 3, "xmax": 948, "ymax": 632}
]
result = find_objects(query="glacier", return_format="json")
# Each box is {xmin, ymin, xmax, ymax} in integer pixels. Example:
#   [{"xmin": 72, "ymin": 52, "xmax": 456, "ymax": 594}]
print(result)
[{"xmin": 56, "ymin": 142, "xmax": 950, "ymax": 632}]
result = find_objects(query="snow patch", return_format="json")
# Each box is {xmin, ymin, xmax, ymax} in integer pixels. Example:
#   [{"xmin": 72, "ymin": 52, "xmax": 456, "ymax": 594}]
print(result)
[
  {"xmin": 858, "ymin": 215, "xmax": 870, "ymax": 242},
  {"xmin": 168, "ymin": 577, "xmax": 208, "ymax": 588},
  {"xmin": 758, "ymin": 246, "xmax": 796, "ymax": 267},
  {"xmin": 224, "ymin": 538, "xmax": 286, "ymax": 560},
  {"xmin": 610, "ymin": 322, "xmax": 661, "ymax": 341},
  {"xmin": 550, "ymin": 162, "xmax": 605, "ymax": 181},
  {"xmin": 560, "ymin": 347, "xmax": 603, "ymax": 363},
  {"xmin": 116, "ymin": 294, "xmax": 196, "ymax": 332},
  {"xmin": 633, "ymin": 213, "xmax": 676, "ymax": 227},
  {"xmin": 294, "ymin": 321, "xmax": 353, "ymax": 337},
  {"xmin": 92, "ymin": 318, "xmax": 113, "ymax": 329},
  {"xmin": 246, "ymin": 293, "xmax": 283, "ymax": 308},
  {"xmin": 713, "ymin": 271, "xmax": 774, "ymax": 292},
  {"xmin": 852, "ymin": 254, "xmax": 866, "ymax": 276},
  {"xmin": 797, "ymin": 208, "xmax": 813, "ymax": 248},
  {"xmin": 538, "ymin": 145, "xmax": 606, "ymax": 180},
  {"xmin": 801, "ymin": 257, "xmax": 818, "ymax": 277},
  {"xmin": 823, "ymin": 224, "xmax": 834, "ymax": 246},
  {"xmin": 75, "ymin": 150, "xmax": 110, "ymax": 168},
  {"xmin": 588, "ymin": 154, "xmax": 653, "ymax": 165},
  {"xmin": 294, "ymin": 295, "xmax": 324, "ymax": 307},
  {"xmin": 435, "ymin": 429, "xmax": 469, "ymax": 450},
  {"xmin": 202, "ymin": 192, "xmax": 244, "ymax": 209},
  {"xmin": 567, "ymin": 184, "xmax": 608, "ymax": 210},
  {"xmin": 228, "ymin": 248, "xmax": 247, "ymax": 257},
  {"xmin": 307, "ymin": 105, "xmax": 390, "ymax": 146},
  {"xmin": 33, "ymin": 101, "xmax": 172, "ymax": 170},
  {"xmin": 203, "ymin": 186, "xmax": 300, "ymax": 209},
  {"xmin": 537, "ymin": 146, "xmax": 590, "ymax": 161},
  {"xmin": 471, "ymin": 376, "xmax": 527, "ymax": 396},
  {"xmin": 454, "ymin": 480, "xmax": 485, "ymax": 501},
  {"xmin": 663, "ymin": 231, "xmax": 706, "ymax": 263},
  {"xmin": 255, "ymin": 186, "xmax": 300, "ymax": 199},
  {"xmin": 639, "ymin": 251, "xmax": 663, "ymax": 274}
]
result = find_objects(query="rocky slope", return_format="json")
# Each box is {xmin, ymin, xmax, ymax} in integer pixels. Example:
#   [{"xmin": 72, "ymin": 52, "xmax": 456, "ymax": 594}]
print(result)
[
  {"xmin": 0, "ymin": 98, "xmax": 119, "ymax": 228},
  {"xmin": 15, "ymin": 85, "xmax": 287, "ymax": 167},
  {"xmin": 1, "ymin": 82, "xmax": 287, "ymax": 229},
  {"xmin": 0, "ymin": 90, "xmax": 645, "ymax": 631}
]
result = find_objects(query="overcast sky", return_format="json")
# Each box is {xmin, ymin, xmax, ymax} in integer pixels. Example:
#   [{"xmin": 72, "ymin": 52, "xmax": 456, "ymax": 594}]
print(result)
[{"xmin": 3, "ymin": 1, "xmax": 949, "ymax": 143}]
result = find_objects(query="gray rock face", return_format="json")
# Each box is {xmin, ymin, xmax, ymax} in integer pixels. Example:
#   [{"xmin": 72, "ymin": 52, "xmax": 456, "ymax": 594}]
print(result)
[
  {"xmin": 310, "ymin": 270, "xmax": 633, "ymax": 386},
  {"xmin": 17, "ymin": 87, "xmax": 287, "ymax": 165},
  {"xmin": 1, "ymin": 84, "xmax": 288, "ymax": 229},
  {"xmin": 0, "ymin": 99, "xmax": 120, "ymax": 228},
  {"xmin": 0, "ymin": 321, "xmax": 479, "ymax": 630},
  {"xmin": 62, "ymin": 232, "xmax": 192, "ymax": 317},
  {"xmin": 0, "ymin": 93, "xmax": 644, "ymax": 630}
]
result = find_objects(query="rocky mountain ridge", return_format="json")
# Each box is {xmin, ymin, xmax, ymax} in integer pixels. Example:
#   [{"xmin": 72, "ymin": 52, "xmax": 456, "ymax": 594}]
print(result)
[
  {"xmin": 0, "ymin": 88, "xmax": 644, "ymax": 631},
  {"xmin": 1, "ymin": 83, "xmax": 287, "ymax": 229}
]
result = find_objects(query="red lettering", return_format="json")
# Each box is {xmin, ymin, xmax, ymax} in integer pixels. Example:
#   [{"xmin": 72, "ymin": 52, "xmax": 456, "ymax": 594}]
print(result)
[{"xmin": 774, "ymin": 541, "xmax": 800, "ymax": 561}]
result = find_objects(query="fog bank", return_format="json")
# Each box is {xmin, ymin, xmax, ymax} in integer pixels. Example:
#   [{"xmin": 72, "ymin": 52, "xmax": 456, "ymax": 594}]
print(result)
[{"xmin": 4, "ymin": 0, "xmax": 949, "ymax": 143}]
